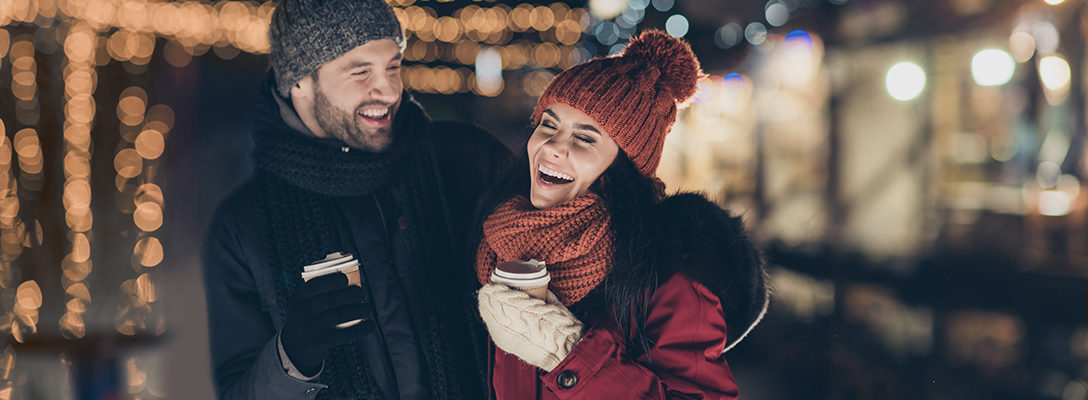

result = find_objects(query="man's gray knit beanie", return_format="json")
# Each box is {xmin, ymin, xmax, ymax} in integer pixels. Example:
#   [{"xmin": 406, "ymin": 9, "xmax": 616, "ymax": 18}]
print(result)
[{"xmin": 269, "ymin": 0, "xmax": 405, "ymax": 97}]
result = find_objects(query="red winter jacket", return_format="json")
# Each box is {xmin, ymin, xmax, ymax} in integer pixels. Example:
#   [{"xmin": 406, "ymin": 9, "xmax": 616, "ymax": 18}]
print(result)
[
  {"xmin": 490, "ymin": 273, "xmax": 739, "ymax": 400},
  {"xmin": 483, "ymin": 193, "xmax": 769, "ymax": 399}
]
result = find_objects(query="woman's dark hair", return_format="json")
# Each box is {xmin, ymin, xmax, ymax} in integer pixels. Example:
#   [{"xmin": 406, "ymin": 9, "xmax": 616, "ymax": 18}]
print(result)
[{"xmin": 468, "ymin": 146, "xmax": 667, "ymax": 364}]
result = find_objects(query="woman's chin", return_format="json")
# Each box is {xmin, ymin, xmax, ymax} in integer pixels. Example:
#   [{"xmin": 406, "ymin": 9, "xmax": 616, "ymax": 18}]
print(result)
[
  {"xmin": 529, "ymin": 195, "xmax": 554, "ymax": 210},
  {"xmin": 529, "ymin": 191, "xmax": 567, "ymax": 210}
]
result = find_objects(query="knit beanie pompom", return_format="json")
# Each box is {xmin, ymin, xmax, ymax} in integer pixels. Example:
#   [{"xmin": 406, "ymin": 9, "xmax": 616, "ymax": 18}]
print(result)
[
  {"xmin": 620, "ymin": 30, "xmax": 701, "ymax": 106},
  {"xmin": 532, "ymin": 30, "xmax": 704, "ymax": 177}
]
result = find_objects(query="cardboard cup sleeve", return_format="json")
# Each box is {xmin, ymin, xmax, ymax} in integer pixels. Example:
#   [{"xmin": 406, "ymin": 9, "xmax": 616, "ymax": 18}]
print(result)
[
  {"xmin": 491, "ymin": 259, "xmax": 549, "ymax": 300},
  {"xmin": 301, "ymin": 252, "xmax": 363, "ymax": 328}
]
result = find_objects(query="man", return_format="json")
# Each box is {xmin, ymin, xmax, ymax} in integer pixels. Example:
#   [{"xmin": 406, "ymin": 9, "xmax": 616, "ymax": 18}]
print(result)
[{"xmin": 201, "ymin": 0, "xmax": 508, "ymax": 398}]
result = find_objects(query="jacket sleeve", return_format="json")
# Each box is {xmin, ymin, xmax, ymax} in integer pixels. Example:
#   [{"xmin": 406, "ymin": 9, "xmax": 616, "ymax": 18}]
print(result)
[
  {"xmin": 203, "ymin": 201, "xmax": 327, "ymax": 400},
  {"xmin": 538, "ymin": 274, "xmax": 739, "ymax": 400}
]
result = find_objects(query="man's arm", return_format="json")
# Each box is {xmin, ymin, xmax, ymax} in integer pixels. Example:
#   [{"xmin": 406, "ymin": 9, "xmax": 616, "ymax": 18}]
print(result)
[{"xmin": 203, "ymin": 196, "xmax": 327, "ymax": 400}]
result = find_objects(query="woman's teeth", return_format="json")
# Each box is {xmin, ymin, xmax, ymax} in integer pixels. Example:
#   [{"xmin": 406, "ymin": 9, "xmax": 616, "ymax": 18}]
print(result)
[
  {"xmin": 359, "ymin": 108, "xmax": 389, "ymax": 119},
  {"xmin": 539, "ymin": 165, "xmax": 573, "ymax": 184}
]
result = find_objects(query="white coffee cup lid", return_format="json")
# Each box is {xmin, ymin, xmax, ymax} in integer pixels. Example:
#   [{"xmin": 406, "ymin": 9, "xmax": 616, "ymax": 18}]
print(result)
[
  {"xmin": 304, "ymin": 252, "xmax": 354, "ymax": 272},
  {"xmin": 490, "ymin": 271, "xmax": 550, "ymax": 288},
  {"xmin": 302, "ymin": 259, "xmax": 360, "ymax": 280},
  {"xmin": 493, "ymin": 267, "xmax": 548, "ymax": 280}
]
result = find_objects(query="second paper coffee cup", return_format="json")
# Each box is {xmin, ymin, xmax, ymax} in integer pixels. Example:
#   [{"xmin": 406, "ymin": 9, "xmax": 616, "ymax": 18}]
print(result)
[{"xmin": 491, "ymin": 259, "xmax": 549, "ymax": 300}]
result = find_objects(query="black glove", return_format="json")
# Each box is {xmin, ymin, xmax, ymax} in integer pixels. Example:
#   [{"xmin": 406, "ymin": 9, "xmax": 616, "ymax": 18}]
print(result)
[{"xmin": 280, "ymin": 272, "xmax": 376, "ymax": 376}]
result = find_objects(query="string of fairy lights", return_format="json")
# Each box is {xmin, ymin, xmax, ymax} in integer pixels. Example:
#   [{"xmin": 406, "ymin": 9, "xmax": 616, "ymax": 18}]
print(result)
[
  {"xmin": 6, "ymin": 32, "xmax": 47, "ymax": 348},
  {"xmin": 0, "ymin": 0, "xmax": 180, "ymax": 396},
  {"xmin": 393, "ymin": 2, "xmax": 589, "ymax": 95},
  {"xmin": 58, "ymin": 21, "xmax": 96, "ymax": 342}
]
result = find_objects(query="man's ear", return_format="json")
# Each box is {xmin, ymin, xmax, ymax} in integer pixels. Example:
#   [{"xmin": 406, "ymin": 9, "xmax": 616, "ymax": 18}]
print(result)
[
  {"xmin": 290, "ymin": 75, "xmax": 314, "ymax": 103},
  {"xmin": 289, "ymin": 74, "xmax": 328, "ymax": 138}
]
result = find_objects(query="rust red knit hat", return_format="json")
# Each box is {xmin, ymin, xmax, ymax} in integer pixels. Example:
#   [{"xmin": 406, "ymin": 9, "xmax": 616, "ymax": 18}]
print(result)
[{"xmin": 533, "ymin": 30, "xmax": 703, "ymax": 177}]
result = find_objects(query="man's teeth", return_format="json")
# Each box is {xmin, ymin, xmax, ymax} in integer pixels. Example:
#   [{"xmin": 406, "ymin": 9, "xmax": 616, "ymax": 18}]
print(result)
[
  {"xmin": 359, "ymin": 108, "xmax": 389, "ymax": 118},
  {"xmin": 539, "ymin": 165, "xmax": 573, "ymax": 182}
]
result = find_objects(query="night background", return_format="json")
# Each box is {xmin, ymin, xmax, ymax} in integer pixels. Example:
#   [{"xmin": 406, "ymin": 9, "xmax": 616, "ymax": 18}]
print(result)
[{"xmin": 0, "ymin": 0, "xmax": 1086, "ymax": 398}]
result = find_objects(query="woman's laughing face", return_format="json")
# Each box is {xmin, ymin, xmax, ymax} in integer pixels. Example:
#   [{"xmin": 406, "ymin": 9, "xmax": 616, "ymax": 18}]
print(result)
[{"xmin": 527, "ymin": 103, "xmax": 619, "ymax": 209}]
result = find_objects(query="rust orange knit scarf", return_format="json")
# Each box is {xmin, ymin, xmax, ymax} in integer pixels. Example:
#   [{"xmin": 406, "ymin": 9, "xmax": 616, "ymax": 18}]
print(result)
[{"xmin": 476, "ymin": 193, "xmax": 613, "ymax": 306}]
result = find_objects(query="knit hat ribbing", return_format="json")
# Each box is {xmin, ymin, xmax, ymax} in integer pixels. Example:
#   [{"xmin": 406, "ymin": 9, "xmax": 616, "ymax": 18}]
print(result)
[
  {"xmin": 269, "ymin": 0, "xmax": 405, "ymax": 97},
  {"xmin": 533, "ymin": 30, "xmax": 703, "ymax": 177}
]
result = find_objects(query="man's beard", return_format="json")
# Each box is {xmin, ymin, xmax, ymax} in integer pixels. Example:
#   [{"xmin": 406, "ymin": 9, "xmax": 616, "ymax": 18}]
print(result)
[{"xmin": 312, "ymin": 86, "xmax": 395, "ymax": 152}]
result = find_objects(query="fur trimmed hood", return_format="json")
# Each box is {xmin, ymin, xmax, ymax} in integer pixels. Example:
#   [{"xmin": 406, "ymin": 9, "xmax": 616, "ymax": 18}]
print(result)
[{"xmin": 656, "ymin": 193, "xmax": 770, "ymax": 352}]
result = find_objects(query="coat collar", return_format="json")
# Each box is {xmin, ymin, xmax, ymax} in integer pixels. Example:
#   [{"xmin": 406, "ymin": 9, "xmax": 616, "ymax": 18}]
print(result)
[{"xmin": 656, "ymin": 193, "xmax": 770, "ymax": 352}]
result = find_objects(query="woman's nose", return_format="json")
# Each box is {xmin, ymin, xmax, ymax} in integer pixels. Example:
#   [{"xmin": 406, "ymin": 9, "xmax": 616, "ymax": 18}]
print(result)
[{"xmin": 543, "ymin": 138, "xmax": 567, "ymax": 158}]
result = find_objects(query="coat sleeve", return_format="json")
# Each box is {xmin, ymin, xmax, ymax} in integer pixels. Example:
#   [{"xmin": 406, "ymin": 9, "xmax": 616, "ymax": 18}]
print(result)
[
  {"xmin": 203, "ymin": 199, "xmax": 328, "ymax": 400},
  {"xmin": 538, "ymin": 274, "xmax": 739, "ymax": 400}
]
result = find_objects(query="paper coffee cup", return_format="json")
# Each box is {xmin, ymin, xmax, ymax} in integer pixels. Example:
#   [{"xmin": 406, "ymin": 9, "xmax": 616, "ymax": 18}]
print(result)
[
  {"xmin": 491, "ymin": 259, "xmax": 549, "ymax": 300},
  {"xmin": 302, "ymin": 252, "xmax": 363, "ymax": 328}
]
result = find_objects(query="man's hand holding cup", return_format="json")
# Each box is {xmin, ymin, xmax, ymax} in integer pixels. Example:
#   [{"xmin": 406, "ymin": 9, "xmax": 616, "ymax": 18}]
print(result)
[{"xmin": 280, "ymin": 253, "xmax": 375, "ymax": 376}]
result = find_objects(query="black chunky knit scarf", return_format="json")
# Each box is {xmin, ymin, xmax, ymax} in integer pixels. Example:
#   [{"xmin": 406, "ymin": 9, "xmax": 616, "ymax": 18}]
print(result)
[{"xmin": 252, "ymin": 83, "xmax": 465, "ymax": 400}]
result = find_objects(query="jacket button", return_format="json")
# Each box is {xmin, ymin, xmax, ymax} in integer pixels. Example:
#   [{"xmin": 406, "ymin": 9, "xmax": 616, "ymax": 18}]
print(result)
[{"xmin": 557, "ymin": 370, "xmax": 577, "ymax": 389}]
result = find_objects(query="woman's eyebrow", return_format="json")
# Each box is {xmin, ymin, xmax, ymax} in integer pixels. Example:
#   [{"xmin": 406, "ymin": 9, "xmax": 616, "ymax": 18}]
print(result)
[
  {"xmin": 573, "ymin": 123, "xmax": 601, "ymax": 135},
  {"xmin": 543, "ymin": 109, "xmax": 561, "ymax": 122}
]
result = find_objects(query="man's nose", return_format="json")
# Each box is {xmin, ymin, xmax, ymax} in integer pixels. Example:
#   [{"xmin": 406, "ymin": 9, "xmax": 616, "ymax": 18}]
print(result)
[{"xmin": 371, "ymin": 72, "xmax": 399, "ymax": 102}]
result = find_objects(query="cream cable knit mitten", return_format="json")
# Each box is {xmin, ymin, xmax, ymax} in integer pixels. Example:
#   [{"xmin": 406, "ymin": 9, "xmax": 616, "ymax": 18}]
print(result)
[{"xmin": 478, "ymin": 283, "xmax": 585, "ymax": 372}]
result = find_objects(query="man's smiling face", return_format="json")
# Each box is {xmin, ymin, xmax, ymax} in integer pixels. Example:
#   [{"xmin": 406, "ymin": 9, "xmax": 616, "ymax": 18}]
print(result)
[{"xmin": 291, "ymin": 39, "xmax": 404, "ymax": 152}]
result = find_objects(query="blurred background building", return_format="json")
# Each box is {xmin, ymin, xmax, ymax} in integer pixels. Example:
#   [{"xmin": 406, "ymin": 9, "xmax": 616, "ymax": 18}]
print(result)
[{"xmin": 0, "ymin": 0, "xmax": 1085, "ymax": 398}]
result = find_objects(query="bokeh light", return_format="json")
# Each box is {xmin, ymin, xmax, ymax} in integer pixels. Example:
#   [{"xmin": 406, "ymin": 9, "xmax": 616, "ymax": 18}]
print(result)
[
  {"xmin": 1038, "ymin": 55, "xmax": 1070, "ymax": 90},
  {"xmin": 886, "ymin": 62, "xmax": 926, "ymax": 101},
  {"xmin": 133, "ymin": 202, "xmax": 163, "ymax": 232},
  {"xmin": 1036, "ymin": 161, "xmax": 1062, "ymax": 188},
  {"xmin": 475, "ymin": 47, "xmax": 503, "ymax": 96},
  {"xmin": 783, "ymin": 30, "xmax": 814, "ymax": 60},
  {"xmin": 1008, "ymin": 31, "xmax": 1035, "ymax": 63},
  {"xmin": 766, "ymin": 2, "xmax": 789, "ymax": 27},
  {"xmin": 15, "ymin": 281, "xmax": 41, "ymax": 310},
  {"xmin": 588, "ymin": 0, "xmax": 626, "ymax": 20},
  {"xmin": 135, "ymin": 130, "xmax": 165, "ymax": 160},
  {"xmin": 62, "ymin": 256, "xmax": 93, "ymax": 284},
  {"xmin": 135, "ymin": 273, "xmax": 157, "ymax": 303},
  {"xmin": 71, "ymin": 233, "xmax": 91, "ymax": 262},
  {"xmin": 1031, "ymin": 22, "xmax": 1059, "ymax": 55},
  {"xmin": 1038, "ymin": 190, "xmax": 1071, "ymax": 216},
  {"xmin": 665, "ymin": 15, "xmax": 689, "ymax": 38},
  {"xmin": 715, "ymin": 23, "xmax": 742, "ymax": 49},
  {"xmin": 134, "ymin": 237, "xmax": 164, "ymax": 267},
  {"xmin": 595, "ymin": 21, "xmax": 619, "ymax": 45},
  {"xmin": 722, "ymin": 73, "xmax": 746, "ymax": 95},
  {"xmin": 746, "ymin": 22, "xmax": 768, "ymax": 45},
  {"xmin": 114, "ymin": 149, "xmax": 143, "ymax": 179},
  {"xmin": 971, "ymin": 49, "xmax": 1015, "ymax": 86}
]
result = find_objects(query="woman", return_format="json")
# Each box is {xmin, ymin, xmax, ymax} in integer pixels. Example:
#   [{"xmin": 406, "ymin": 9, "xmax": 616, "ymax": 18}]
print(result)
[{"xmin": 473, "ymin": 30, "xmax": 770, "ymax": 399}]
